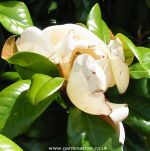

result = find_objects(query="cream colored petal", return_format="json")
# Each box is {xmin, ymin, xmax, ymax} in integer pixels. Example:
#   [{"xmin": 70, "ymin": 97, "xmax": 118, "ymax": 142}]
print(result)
[
  {"xmin": 50, "ymin": 29, "xmax": 76, "ymax": 64},
  {"xmin": 109, "ymin": 53, "xmax": 129, "ymax": 93},
  {"xmin": 108, "ymin": 37, "xmax": 125, "ymax": 61},
  {"xmin": 98, "ymin": 57, "xmax": 115, "ymax": 88},
  {"xmin": 16, "ymin": 26, "xmax": 52, "ymax": 57},
  {"xmin": 67, "ymin": 54, "xmax": 111, "ymax": 115},
  {"xmin": 43, "ymin": 24, "xmax": 109, "ymax": 52}
]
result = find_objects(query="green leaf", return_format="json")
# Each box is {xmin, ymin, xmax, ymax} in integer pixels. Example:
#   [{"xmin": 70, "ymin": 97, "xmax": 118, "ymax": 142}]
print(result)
[
  {"xmin": 0, "ymin": 1, "xmax": 33, "ymax": 35},
  {"xmin": 1, "ymin": 89, "xmax": 57, "ymax": 139},
  {"xmin": 125, "ymin": 109, "xmax": 150, "ymax": 136},
  {"xmin": 132, "ymin": 78, "xmax": 150, "ymax": 99},
  {"xmin": 25, "ymin": 103, "xmax": 67, "ymax": 139},
  {"xmin": 87, "ymin": 3, "xmax": 111, "ymax": 44},
  {"xmin": 0, "ymin": 134, "xmax": 23, "ymax": 151},
  {"xmin": 124, "ymin": 125, "xmax": 150, "ymax": 151},
  {"xmin": 28, "ymin": 74, "xmax": 64, "ymax": 104},
  {"xmin": 130, "ymin": 63, "xmax": 150, "ymax": 79},
  {"xmin": 68, "ymin": 108, "xmax": 122, "ymax": 151},
  {"xmin": 136, "ymin": 47, "xmax": 150, "ymax": 72},
  {"xmin": 0, "ymin": 72, "xmax": 21, "ymax": 82},
  {"xmin": 7, "ymin": 52, "xmax": 59, "ymax": 79},
  {"xmin": 0, "ymin": 80, "xmax": 30, "ymax": 131},
  {"xmin": 117, "ymin": 34, "xmax": 150, "ymax": 71}
]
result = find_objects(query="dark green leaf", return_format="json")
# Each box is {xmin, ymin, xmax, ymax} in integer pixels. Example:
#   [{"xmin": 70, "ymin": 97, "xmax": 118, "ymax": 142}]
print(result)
[
  {"xmin": 28, "ymin": 74, "xmax": 64, "ymax": 104},
  {"xmin": 68, "ymin": 108, "xmax": 122, "ymax": 151},
  {"xmin": 0, "ymin": 80, "xmax": 30, "ymax": 131},
  {"xmin": 7, "ymin": 52, "xmax": 59, "ymax": 79},
  {"xmin": 125, "ymin": 109, "xmax": 150, "ymax": 136},
  {"xmin": 0, "ymin": 134, "xmax": 23, "ymax": 151},
  {"xmin": 129, "ymin": 63, "xmax": 150, "ymax": 79},
  {"xmin": 1, "ymin": 89, "xmax": 57, "ymax": 139},
  {"xmin": 0, "ymin": 1, "xmax": 33, "ymax": 34},
  {"xmin": 25, "ymin": 103, "xmax": 67, "ymax": 139},
  {"xmin": 87, "ymin": 3, "xmax": 111, "ymax": 44},
  {"xmin": 132, "ymin": 78, "xmax": 150, "ymax": 99},
  {"xmin": 124, "ymin": 125, "xmax": 149, "ymax": 151}
]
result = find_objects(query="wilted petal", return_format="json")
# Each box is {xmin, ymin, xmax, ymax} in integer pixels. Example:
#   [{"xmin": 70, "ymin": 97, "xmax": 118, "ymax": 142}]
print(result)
[
  {"xmin": 16, "ymin": 26, "xmax": 52, "ymax": 57},
  {"xmin": 67, "ymin": 54, "xmax": 111, "ymax": 115},
  {"xmin": 109, "ymin": 53, "xmax": 129, "ymax": 93}
]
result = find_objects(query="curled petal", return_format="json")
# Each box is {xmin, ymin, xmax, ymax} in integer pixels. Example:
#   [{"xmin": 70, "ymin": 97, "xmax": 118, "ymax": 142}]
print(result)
[
  {"xmin": 16, "ymin": 26, "xmax": 52, "ymax": 57},
  {"xmin": 67, "ymin": 54, "xmax": 129, "ymax": 121},
  {"xmin": 67, "ymin": 54, "xmax": 110, "ymax": 115},
  {"xmin": 109, "ymin": 53, "xmax": 129, "ymax": 93},
  {"xmin": 98, "ymin": 57, "xmax": 115, "ymax": 88}
]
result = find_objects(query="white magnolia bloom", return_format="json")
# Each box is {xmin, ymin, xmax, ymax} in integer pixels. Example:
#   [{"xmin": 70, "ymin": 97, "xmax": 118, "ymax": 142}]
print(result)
[{"xmin": 16, "ymin": 24, "xmax": 130, "ymax": 144}]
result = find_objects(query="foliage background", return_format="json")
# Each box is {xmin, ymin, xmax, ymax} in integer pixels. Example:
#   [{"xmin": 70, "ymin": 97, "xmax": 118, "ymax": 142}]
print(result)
[{"xmin": 0, "ymin": 0, "xmax": 150, "ymax": 151}]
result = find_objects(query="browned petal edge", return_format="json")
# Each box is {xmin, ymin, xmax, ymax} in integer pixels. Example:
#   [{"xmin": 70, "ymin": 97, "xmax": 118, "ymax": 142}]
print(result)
[{"xmin": 1, "ymin": 35, "xmax": 18, "ymax": 60}]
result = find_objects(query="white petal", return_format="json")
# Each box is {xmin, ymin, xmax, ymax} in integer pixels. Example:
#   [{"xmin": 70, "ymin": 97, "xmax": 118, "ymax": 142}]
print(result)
[
  {"xmin": 118, "ymin": 122, "xmax": 125, "ymax": 144},
  {"xmin": 16, "ymin": 26, "xmax": 52, "ymax": 57},
  {"xmin": 109, "ymin": 53, "xmax": 129, "ymax": 93},
  {"xmin": 108, "ymin": 105, "xmax": 129, "ymax": 123},
  {"xmin": 108, "ymin": 37, "xmax": 125, "ymax": 61},
  {"xmin": 67, "ymin": 54, "xmax": 111, "ymax": 115}
]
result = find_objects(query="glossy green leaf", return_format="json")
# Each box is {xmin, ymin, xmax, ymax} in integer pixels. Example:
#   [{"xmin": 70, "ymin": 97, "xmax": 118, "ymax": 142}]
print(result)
[
  {"xmin": 28, "ymin": 74, "xmax": 64, "ymax": 104},
  {"xmin": 0, "ymin": 72, "xmax": 21, "ymax": 91},
  {"xmin": 130, "ymin": 63, "xmax": 150, "ymax": 79},
  {"xmin": 7, "ymin": 52, "xmax": 59, "ymax": 79},
  {"xmin": 136, "ymin": 47, "xmax": 150, "ymax": 72},
  {"xmin": 117, "ymin": 34, "xmax": 150, "ymax": 71},
  {"xmin": 68, "ymin": 108, "xmax": 122, "ymax": 151},
  {"xmin": 0, "ymin": 80, "xmax": 30, "ymax": 131},
  {"xmin": 132, "ymin": 78, "xmax": 150, "ymax": 99},
  {"xmin": 0, "ymin": 1, "xmax": 33, "ymax": 35},
  {"xmin": 1, "ymin": 89, "xmax": 57, "ymax": 139},
  {"xmin": 0, "ymin": 134, "xmax": 23, "ymax": 151},
  {"xmin": 0, "ymin": 72, "xmax": 21, "ymax": 82},
  {"xmin": 125, "ymin": 109, "xmax": 150, "ymax": 136},
  {"xmin": 87, "ymin": 3, "xmax": 111, "ymax": 44}
]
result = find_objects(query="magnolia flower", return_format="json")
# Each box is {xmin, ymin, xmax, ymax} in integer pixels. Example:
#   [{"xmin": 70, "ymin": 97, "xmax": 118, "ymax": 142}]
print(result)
[{"xmin": 12, "ymin": 24, "xmax": 129, "ymax": 144}]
